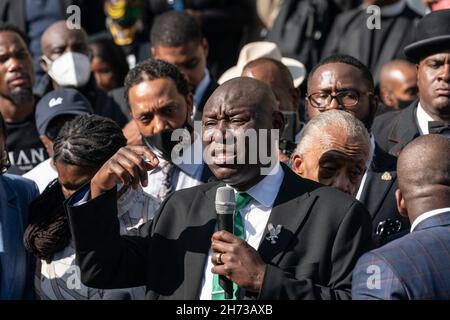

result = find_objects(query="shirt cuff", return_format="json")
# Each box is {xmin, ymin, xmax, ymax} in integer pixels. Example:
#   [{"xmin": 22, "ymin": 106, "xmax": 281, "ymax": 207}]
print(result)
[{"xmin": 70, "ymin": 185, "xmax": 91, "ymax": 207}]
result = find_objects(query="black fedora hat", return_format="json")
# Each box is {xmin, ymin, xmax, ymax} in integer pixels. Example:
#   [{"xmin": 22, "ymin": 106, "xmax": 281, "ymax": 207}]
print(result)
[{"xmin": 404, "ymin": 9, "xmax": 450, "ymax": 63}]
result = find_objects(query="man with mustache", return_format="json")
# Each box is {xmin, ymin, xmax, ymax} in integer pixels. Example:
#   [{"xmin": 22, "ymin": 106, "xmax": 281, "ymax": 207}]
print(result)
[
  {"xmin": 65, "ymin": 77, "xmax": 372, "ymax": 300},
  {"xmin": 374, "ymin": 9, "xmax": 450, "ymax": 152},
  {"xmin": 291, "ymin": 110, "xmax": 371, "ymax": 197},
  {"xmin": 121, "ymin": 11, "xmax": 218, "ymax": 146},
  {"xmin": 123, "ymin": 59, "xmax": 213, "ymax": 201},
  {"xmin": 305, "ymin": 54, "xmax": 408, "ymax": 246},
  {"xmin": 0, "ymin": 23, "xmax": 48, "ymax": 173}
]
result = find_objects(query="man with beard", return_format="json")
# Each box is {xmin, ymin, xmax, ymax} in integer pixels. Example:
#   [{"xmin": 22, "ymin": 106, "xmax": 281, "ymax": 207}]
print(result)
[
  {"xmin": 374, "ymin": 9, "xmax": 450, "ymax": 152},
  {"xmin": 306, "ymin": 54, "xmax": 408, "ymax": 246},
  {"xmin": 0, "ymin": 24, "xmax": 48, "ymax": 173},
  {"xmin": 123, "ymin": 59, "xmax": 213, "ymax": 201},
  {"xmin": 121, "ymin": 11, "xmax": 218, "ymax": 146},
  {"xmin": 65, "ymin": 77, "xmax": 372, "ymax": 299}
]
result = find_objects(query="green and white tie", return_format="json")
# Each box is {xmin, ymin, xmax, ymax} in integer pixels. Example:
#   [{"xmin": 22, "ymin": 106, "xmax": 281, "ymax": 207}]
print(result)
[{"xmin": 212, "ymin": 193, "xmax": 253, "ymax": 300}]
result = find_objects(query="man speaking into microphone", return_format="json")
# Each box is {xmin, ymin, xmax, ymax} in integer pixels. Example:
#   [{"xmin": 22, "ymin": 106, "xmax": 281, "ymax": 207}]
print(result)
[{"xmin": 66, "ymin": 77, "xmax": 372, "ymax": 300}]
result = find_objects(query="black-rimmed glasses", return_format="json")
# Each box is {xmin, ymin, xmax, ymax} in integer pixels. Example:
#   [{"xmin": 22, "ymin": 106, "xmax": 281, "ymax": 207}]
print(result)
[{"xmin": 307, "ymin": 90, "xmax": 373, "ymax": 110}]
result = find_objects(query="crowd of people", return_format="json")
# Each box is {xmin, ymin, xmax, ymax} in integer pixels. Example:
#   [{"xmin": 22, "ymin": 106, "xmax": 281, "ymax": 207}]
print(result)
[{"xmin": 1, "ymin": 0, "xmax": 450, "ymax": 300}]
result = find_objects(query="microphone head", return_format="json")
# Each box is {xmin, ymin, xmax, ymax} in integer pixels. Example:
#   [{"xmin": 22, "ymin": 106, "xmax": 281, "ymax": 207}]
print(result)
[{"xmin": 215, "ymin": 186, "xmax": 235, "ymax": 215}]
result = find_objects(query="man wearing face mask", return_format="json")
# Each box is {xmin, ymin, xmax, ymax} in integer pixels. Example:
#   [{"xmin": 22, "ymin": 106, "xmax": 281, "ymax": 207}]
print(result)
[
  {"xmin": 34, "ymin": 21, "xmax": 128, "ymax": 128},
  {"xmin": 241, "ymin": 57, "xmax": 305, "ymax": 161},
  {"xmin": 379, "ymin": 59, "xmax": 418, "ymax": 113},
  {"xmin": 124, "ymin": 59, "xmax": 213, "ymax": 201}
]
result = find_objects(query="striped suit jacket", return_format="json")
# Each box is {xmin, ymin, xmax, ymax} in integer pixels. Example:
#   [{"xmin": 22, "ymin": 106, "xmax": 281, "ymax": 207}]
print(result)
[{"xmin": 352, "ymin": 211, "xmax": 450, "ymax": 300}]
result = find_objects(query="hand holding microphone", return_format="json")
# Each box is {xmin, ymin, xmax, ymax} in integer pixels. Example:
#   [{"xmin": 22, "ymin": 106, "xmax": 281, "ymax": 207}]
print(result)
[
  {"xmin": 214, "ymin": 186, "xmax": 235, "ymax": 299},
  {"xmin": 212, "ymin": 187, "xmax": 267, "ymax": 296}
]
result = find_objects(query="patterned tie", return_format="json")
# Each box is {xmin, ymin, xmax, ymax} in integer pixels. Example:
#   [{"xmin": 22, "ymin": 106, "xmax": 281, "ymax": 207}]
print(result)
[
  {"xmin": 157, "ymin": 161, "xmax": 175, "ymax": 201},
  {"xmin": 212, "ymin": 192, "xmax": 253, "ymax": 300}
]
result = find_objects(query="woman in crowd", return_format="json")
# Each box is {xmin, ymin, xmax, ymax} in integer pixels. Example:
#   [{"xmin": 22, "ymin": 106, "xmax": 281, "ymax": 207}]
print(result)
[
  {"xmin": 89, "ymin": 38, "xmax": 130, "ymax": 92},
  {"xmin": 24, "ymin": 114, "xmax": 160, "ymax": 300}
]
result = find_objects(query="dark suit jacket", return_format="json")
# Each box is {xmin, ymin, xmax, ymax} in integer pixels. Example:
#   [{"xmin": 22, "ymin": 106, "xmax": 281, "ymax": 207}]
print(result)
[
  {"xmin": 66, "ymin": 164, "xmax": 372, "ymax": 300},
  {"xmin": 372, "ymin": 100, "xmax": 421, "ymax": 157},
  {"xmin": 353, "ymin": 211, "xmax": 450, "ymax": 300},
  {"xmin": 321, "ymin": 5, "xmax": 420, "ymax": 82},
  {"xmin": 0, "ymin": 174, "xmax": 39, "ymax": 300},
  {"xmin": 358, "ymin": 143, "xmax": 410, "ymax": 247},
  {"xmin": 193, "ymin": 79, "xmax": 218, "ymax": 122}
]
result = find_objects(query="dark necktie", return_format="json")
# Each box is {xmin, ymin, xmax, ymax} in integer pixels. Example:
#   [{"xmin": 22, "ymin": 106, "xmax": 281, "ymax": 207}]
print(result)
[{"xmin": 428, "ymin": 121, "xmax": 450, "ymax": 138}]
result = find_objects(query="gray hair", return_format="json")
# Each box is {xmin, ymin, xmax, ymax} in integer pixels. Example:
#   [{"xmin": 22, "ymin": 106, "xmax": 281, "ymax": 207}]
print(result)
[{"xmin": 294, "ymin": 110, "xmax": 371, "ymax": 158}]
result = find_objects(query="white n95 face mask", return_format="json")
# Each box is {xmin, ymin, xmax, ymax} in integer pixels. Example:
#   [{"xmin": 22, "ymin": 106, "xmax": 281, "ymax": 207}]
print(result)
[{"xmin": 43, "ymin": 52, "xmax": 91, "ymax": 88}]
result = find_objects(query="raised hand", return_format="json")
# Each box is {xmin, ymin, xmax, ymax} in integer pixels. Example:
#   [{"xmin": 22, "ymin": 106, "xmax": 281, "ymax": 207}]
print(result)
[{"xmin": 91, "ymin": 145, "xmax": 159, "ymax": 199}]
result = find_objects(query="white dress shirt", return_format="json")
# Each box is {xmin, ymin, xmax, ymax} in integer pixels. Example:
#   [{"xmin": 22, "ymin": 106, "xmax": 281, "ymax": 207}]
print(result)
[
  {"xmin": 142, "ymin": 133, "xmax": 205, "ymax": 197},
  {"xmin": 416, "ymin": 102, "xmax": 436, "ymax": 135},
  {"xmin": 199, "ymin": 162, "xmax": 285, "ymax": 300},
  {"xmin": 410, "ymin": 207, "xmax": 450, "ymax": 232},
  {"xmin": 356, "ymin": 134, "xmax": 376, "ymax": 201},
  {"xmin": 23, "ymin": 158, "xmax": 57, "ymax": 193}
]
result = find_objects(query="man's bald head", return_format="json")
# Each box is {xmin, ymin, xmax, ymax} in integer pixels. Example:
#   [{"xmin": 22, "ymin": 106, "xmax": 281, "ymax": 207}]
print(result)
[
  {"xmin": 292, "ymin": 110, "xmax": 370, "ymax": 196},
  {"xmin": 379, "ymin": 60, "xmax": 418, "ymax": 110},
  {"xmin": 204, "ymin": 77, "xmax": 279, "ymax": 119},
  {"xmin": 40, "ymin": 21, "xmax": 89, "ymax": 60},
  {"xmin": 202, "ymin": 77, "xmax": 284, "ymax": 191},
  {"xmin": 243, "ymin": 58, "xmax": 295, "ymax": 90},
  {"xmin": 397, "ymin": 134, "xmax": 450, "ymax": 220}
]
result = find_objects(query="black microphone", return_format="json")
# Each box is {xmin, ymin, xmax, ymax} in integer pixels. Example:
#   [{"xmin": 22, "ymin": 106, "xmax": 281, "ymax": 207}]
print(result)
[{"xmin": 215, "ymin": 186, "xmax": 235, "ymax": 299}]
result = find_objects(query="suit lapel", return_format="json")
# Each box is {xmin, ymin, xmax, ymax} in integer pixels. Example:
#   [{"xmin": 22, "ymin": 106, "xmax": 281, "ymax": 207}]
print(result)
[
  {"xmin": 257, "ymin": 167, "xmax": 317, "ymax": 265},
  {"xmin": 387, "ymin": 101, "xmax": 421, "ymax": 156},
  {"xmin": 360, "ymin": 169, "xmax": 397, "ymax": 219},
  {"xmin": 360, "ymin": 143, "xmax": 397, "ymax": 219}
]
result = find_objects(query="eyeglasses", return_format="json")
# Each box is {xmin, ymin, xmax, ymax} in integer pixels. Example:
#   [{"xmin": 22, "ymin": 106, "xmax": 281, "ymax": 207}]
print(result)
[
  {"xmin": 307, "ymin": 90, "xmax": 373, "ymax": 110},
  {"xmin": 0, "ymin": 150, "xmax": 10, "ymax": 174}
]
